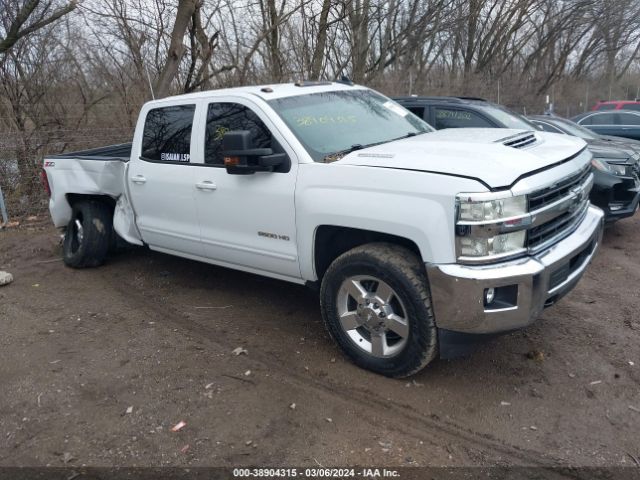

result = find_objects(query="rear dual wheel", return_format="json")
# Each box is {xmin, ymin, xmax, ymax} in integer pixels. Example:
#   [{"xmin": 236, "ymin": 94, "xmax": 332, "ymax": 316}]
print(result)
[{"xmin": 320, "ymin": 243, "xmax": 438, "ymax": 378}]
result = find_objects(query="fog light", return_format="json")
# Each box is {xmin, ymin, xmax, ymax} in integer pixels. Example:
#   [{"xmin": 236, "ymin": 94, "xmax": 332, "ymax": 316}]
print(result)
[{"xmin": 485, "ymin": 288, "xmax": 496, "ymax": 305}]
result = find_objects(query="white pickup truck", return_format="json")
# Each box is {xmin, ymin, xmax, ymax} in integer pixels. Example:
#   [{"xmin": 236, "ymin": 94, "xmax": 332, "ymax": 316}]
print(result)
[{"xmin": 43, "ymin": 81, "xmax": 604, "ymax": 377}]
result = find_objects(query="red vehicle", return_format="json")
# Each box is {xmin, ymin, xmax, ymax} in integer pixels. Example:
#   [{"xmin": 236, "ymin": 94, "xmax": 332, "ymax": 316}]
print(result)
[{"xmin": 592, "ymin": 100, "xmax": 640, "ymax": 111}]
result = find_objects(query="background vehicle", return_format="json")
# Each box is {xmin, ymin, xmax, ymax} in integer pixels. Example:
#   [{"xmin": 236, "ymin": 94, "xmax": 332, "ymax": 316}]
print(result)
[
  {"xmin": 529, "ymin": 115, "xmax": 640, "ymax": 222},
  {"xmin": 528, "ymin": 115, "xmax": 640, "ymax": 152},
  {"xmin": 396, "ymin": 96, "xmax": 640, "ymax": 223},
  {"xmin": 592, "ymin": 100, "xmax": 640, "ymax": 111},
  {"xmin": 393, "ymin": 96, "xmax": 535, "ymax": 130},
  {"xmin": 571, "ymin": 110, "xmax": 640, "ymax": 141},
  {"xmin": 43, "ymin": 83, "xmax": 603, "ymax": 378}
]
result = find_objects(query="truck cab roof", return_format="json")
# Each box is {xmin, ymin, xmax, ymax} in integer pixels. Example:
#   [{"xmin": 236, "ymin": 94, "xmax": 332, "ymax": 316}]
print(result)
[{"xmin": 147, "ymin": 81, "xmax": 366, "ymax": 105}]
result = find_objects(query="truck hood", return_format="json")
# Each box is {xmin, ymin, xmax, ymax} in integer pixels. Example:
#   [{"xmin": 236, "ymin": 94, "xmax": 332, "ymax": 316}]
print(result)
[{"xmin": 336, "ymin": 128, "xmax": 587, "ymax": 189}]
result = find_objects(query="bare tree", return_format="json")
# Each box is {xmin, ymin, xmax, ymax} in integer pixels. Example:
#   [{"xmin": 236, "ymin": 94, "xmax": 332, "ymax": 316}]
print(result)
[
  {"xmin": 0, "ymin": 0, "xmax": 78, "ymax": 55},
  {"xmin": 154, "ymin": 0, "xmax": 198, "ymax": 97}
]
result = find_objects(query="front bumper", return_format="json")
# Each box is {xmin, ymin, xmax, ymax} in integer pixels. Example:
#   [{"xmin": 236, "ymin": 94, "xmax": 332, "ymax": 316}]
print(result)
[
  {"xmin": 590, "ymin": 170, "xmax": 640, "ymax": 222},
  {"xmin": 427, "ymin": 205, "xmax": 604, "ymax": 334}
]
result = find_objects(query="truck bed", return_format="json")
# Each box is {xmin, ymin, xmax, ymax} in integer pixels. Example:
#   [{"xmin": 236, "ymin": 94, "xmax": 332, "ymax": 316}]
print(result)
[
  {"xmin": 44, "ymin": 144, "xmax": 132, "ymax": 229},
  {"xmin": 48, "ymin": 143, "xmax": 132, "ymax": 162}
]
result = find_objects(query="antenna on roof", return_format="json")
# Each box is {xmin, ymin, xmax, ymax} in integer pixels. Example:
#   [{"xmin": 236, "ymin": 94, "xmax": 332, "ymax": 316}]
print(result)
[{"xmin": 145, "ymin": 65, "xmax": 156, "ymax": 100}]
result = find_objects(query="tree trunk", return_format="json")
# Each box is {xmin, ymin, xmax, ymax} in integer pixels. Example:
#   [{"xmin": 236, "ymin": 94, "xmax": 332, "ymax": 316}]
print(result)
[
  {"xmin": 310, "ymin": 0, "xmax": 332, "ymax": 79},
  {"xmin": 155, "ymin": 0, "xmax": 198, "ymax": 98},
  {"xmin": 349, "ymin": 0, "xmax": 370, "ymax": 83}
]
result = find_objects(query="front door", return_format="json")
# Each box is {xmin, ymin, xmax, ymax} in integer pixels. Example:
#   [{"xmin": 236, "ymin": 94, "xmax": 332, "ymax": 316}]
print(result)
[{"xmin": 192, "ymin": 99, "xmax": 300, "ymax": 280}]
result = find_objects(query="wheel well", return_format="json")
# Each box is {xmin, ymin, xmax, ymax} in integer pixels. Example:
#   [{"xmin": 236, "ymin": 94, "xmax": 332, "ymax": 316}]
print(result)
[
  {"xmin": 314, "ymin": 225, "xmax": 421, "ymax": 280},
  {"xmin": 66, "ymin": 193, "xmax": 116, "ymax": 211}
]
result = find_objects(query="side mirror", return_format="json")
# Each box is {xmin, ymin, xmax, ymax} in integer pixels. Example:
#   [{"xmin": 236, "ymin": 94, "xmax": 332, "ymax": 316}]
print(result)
[{"xmin": 221, "ymin": 130, "xmax": 288, "ymax": 174}]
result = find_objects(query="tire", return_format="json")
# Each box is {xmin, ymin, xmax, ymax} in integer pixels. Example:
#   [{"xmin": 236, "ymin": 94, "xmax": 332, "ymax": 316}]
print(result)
[
  {"xmin": 63, "ymin": 200, "xmax": 113, "ymax": 268},
  {"xmin": 320, "ymin": 242, "xmax": 438, "ymax": 378}
]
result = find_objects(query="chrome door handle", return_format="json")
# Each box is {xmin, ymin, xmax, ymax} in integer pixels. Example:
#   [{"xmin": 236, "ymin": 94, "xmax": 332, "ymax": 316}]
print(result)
[
  {"xmin": 131, "ymin": 175, "xmax": 147, "ymax": 184},
  {"xmin": 196, "ymin": 181, "xmax": 217, "ymax": 191}
]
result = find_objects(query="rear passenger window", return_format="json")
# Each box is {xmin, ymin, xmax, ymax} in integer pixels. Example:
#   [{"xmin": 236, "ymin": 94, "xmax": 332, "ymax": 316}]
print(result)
[
  {"xmin": 434, "ymin": 108, "xmax": 493, "ymax": 129},
  {"xmin": 205, "ymin": 103, "xmax": 272, "ymax": 165},
  {"xmin": 618, "ymin": 113, "xmax": 640, "ymax": 125},
  {"xmin": 142, "ymin": 105, "xmax": 195, "ymax": 162}
]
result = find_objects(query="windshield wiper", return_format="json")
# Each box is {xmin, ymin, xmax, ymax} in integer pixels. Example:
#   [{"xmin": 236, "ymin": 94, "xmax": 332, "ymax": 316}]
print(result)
[
  {"xmin": 322, "ymin": 132, "xmax": 425, "ymax": 163},
  {"xmin": 323, "ymin": 143, "xmax": 368, "ymax": 163}
]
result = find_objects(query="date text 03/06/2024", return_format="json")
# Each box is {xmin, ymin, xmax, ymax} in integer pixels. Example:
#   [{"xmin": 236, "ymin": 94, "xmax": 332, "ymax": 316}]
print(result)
[{"xmin": 232, "ymin": 468, "xmax": 400, "ymax": 478}]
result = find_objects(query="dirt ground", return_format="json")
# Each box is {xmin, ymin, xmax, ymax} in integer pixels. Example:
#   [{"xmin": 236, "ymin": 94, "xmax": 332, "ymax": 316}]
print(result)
[{"xmin": 0, "ymin": 217, "xmax": 639, "ymax": 469}]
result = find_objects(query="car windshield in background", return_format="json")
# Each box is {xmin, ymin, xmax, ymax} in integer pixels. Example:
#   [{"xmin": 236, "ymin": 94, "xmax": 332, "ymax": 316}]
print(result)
[
  {"xmin": 477, "ymin": 105, "xmax": 535, "ymax": 130},
  {"xmin": 268, "ymin": 90, "xmax": 433, "ymax": 162},
  {"xmin": 551, "ymin": 118, "xmax": 599, "ymax": 140}
]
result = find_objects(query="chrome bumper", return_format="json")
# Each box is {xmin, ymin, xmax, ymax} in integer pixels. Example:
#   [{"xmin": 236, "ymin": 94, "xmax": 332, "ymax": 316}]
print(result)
[{"xmin": 427, "ymin": 205, "xmax": 605, "ymax": 334}]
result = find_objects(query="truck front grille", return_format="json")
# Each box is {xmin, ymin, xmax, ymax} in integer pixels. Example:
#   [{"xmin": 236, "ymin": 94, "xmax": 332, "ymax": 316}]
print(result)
[
  {"xmin": 527, "ymin": 201, "xmax": 589, "ymax": 251},
  {"xmin": 528, "ymin": 166, "xmax": 591, "ymax": 210},
  {"xmin": 526, "ymin": 165, "xmax": 592, "ymax": 253}
]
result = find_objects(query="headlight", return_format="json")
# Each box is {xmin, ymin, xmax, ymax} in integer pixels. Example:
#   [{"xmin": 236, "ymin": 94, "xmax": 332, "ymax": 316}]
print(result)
[
  {"xmin": 457, "ymin": 195, "xmax": 527, "ymax": 222},
  {"xmin": 456, "ymin": 193, "xmax": 528, "ymax": 263},
  {"xmin": 459, "ymin": 231, "xmax": 527, "ymax": 257},
  {"xmin": 591, "ymin": 158, "xmax": 628, "ymax": 176}
]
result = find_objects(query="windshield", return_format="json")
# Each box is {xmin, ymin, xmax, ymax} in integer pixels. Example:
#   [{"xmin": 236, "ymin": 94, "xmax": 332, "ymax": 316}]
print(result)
[
  {"xmin": 549, "ymin": 118, "xmax": 599, "ymax": 140},
  {"xmin": 268, "ymin": 90, "xmax": 433, "ymax": 162},
  {"xmin": 476, "ymin": 105, "xmax": 536, "ymax": 130}
]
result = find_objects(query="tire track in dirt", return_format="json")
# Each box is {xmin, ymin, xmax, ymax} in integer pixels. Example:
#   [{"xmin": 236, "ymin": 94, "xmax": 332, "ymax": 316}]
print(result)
[{"xmin": 104, "ymin": 266, "xmax": 571, "ymax": 468}]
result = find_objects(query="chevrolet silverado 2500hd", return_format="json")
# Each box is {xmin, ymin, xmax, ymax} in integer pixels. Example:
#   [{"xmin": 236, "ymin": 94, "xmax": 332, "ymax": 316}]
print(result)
[{"xmin": 43, "ymin": 81, "xmax": 604, "ymax": 377}]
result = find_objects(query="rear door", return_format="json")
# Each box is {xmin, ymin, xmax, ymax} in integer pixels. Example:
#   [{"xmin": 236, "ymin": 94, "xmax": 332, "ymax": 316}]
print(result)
[
  {"xmin": 617, "ymin": 112, "xmax": 640, "ymax": 140},
  {"xmin": 578, "ymin": 112, "xmax": 621, "ymax": 137},
  {"xmin": 191, "ymin": 97, "xmax": 301, "ymax": 280},
  {"xmin": 127, "ymin": 103, "xmax": 203, "ymax": 256}
]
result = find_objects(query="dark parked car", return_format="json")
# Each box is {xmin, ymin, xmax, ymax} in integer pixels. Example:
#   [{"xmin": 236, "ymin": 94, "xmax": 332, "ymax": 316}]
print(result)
[
  {"xmin": 529, "ymin": 115, "xmax": 640, "ymax": 222},
  {"xmin": 571, "ymin": 110, "xmax": 640, "ymax": 141},
  {"xmin": 394, "ymin": 96, "xmax": 536, "ymax": 130},
  {"xmin": 394, "ymin": 96, "xmax": 640, "ymax": 223},
  {"xmin": 528, "ymin": 114, "xmax": 640, "ymax": 156}
]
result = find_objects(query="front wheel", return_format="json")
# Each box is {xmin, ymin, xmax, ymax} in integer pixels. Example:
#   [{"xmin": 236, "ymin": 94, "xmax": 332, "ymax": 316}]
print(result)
[
  {"xmin": 320, "ymin": 243, "xmax": 438, "ymax": 378},
  {"xmin": 63, "ymin": 200, "xmax": 113, "ymax": 268}
]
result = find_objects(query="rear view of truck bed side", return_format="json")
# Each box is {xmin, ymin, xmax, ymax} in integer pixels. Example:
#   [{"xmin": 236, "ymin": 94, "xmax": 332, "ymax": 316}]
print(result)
[
  {"xmin": 42, "ymin": 142, "xmax": 143, "ymax": 250},
  {"xmin": 44, "ymin": 143, "xmax": 131, "ymax": 215}
]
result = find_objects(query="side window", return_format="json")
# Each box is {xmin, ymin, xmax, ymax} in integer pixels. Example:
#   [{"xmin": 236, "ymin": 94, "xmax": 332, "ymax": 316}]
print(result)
[
  {"xmin": 406, "ymin": 106, "xmax": 425, "ymax": 119},
  {"xmin": 618, "ymin": 113, "xmax": 640, "ymax": 125},
  {"xmin": 534, "ymin": 121, "xmax": 562, "ymax": 133},
  {"xmin": 142, "ymin": 105, "xmax": 195, "ymax": 162},
  {"xmin": 579, "ymin": 115, "xmax": 593, "ymax": 126},
  {"xmin": 624, "ymin": 104, "xmax": 640, "ymax": 111},
  {"xmin": 205, "ymin": 103, "xmax": 272, "ymax": 165},
  {"xmin": 434, "ymin": 108, "xmax": 493, "ymax": 129},
  {"xmin": 590, "ymin": 113, "xmax": 618, "ymax": 125},
  {"xmin": 594, "ymin": 103, "xmax": 616, "ymax": 111}
]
